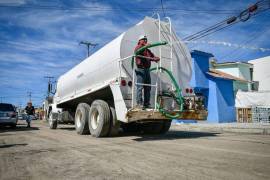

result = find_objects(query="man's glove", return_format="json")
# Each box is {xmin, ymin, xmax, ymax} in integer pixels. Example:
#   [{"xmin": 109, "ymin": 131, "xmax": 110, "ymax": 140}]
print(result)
[{"xmin": 153, "ymin": 57, "xmax": 160, "ymax": 62}]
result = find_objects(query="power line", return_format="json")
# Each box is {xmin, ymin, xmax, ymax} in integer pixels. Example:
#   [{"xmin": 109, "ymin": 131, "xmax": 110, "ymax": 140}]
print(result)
[
  {"xmin": 160, "ymin": 0, "xmax": 166, "ymax": 17},
  {"xmin": 27, "ymin": 91, "xmax": 32, "ymax": 102},
  {"xmin": 184, "ymin": 39, "xmax": 270, "ymax": 52},
  {"xmin": 0, "ymin": 96, "xmax": 43, "ymax": 99},
  {"xmin": 0, "ymin": 4, "xmax": 240, "ymax": 14},
  {"xmin": 183, "ymin": 0, "xmax": 270, "ymax": 41},
  {"xmin": 220, "ymin": 27, "xmax": 270, "ymax": 60}
]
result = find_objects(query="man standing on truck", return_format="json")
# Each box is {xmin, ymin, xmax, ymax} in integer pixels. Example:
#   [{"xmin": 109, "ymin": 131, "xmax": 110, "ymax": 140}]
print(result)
[
  {"xmin": 134, "ymin": 35, "xmax": 160, "ymax": 109},
  {"xmin": 25, "ymin": 102, "xmax": 35, "ymax": 127}
]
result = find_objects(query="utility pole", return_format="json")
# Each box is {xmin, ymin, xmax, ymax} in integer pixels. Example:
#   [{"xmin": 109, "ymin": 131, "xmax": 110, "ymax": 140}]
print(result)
[
  {"xmin": 44, "ymin": 76, "xmax": 54, "ymax": 97},
  {"xmin": 79, "ymin": 41, "xmax": 98, "ymax": 57},
  {"xmin": 27, "ymin": 92, "xmax": 32, "ymax": 102}
]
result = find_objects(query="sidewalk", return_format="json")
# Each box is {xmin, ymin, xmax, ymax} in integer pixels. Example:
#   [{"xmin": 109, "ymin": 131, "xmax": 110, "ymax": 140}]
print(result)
[{"xmin": 172, "ymin": 122, "xmax": 270, "ymax": 135}]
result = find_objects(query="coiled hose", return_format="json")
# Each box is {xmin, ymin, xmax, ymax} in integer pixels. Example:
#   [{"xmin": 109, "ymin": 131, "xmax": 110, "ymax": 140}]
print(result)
[{"xmin": 132, "ymin": 41, "xmax": 184, "ymax": 118}]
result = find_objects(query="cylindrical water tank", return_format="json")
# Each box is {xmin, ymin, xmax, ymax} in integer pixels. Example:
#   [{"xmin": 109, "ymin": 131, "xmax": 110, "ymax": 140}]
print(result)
[{"xmin": 56, "ymin": 16, "xmax": 192, "ymax": 104}]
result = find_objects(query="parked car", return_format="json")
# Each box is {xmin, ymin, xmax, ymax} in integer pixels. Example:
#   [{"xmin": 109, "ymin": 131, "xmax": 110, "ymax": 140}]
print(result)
[{"xmin": 0, "ymin": 103, "xmax": 18, "ymax": 128}]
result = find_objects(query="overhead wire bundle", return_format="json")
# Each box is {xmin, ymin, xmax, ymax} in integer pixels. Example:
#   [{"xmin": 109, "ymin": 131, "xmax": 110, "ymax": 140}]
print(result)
[
  {"xmin": 183, "ymin": 0, "xmax": 270, "ymax": 42},
  {"xmin": 0, "ymin": 3, "xmax": 239, "ymax": 15}
]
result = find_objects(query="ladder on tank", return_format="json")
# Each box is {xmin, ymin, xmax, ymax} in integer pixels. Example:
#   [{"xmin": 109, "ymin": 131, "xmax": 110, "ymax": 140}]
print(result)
[{"xmin": 130, "ymin": 13, "xmax": 174, "ymax": 111}]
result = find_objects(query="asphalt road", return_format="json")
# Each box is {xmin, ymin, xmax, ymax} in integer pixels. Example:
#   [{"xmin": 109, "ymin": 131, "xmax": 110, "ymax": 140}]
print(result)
[{"xmin": 0, "ymin": 120, "xmax": 270, "ymax": 180}]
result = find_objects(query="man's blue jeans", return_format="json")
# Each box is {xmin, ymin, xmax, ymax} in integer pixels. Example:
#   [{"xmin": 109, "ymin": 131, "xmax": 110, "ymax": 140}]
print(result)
[
  {"xmin": 135, "ymin": 68, "xmax": 151, "ymax": 106},
  {"xmin": 26, "ymin": 115, "xmax": 32, "ymax": 125}
]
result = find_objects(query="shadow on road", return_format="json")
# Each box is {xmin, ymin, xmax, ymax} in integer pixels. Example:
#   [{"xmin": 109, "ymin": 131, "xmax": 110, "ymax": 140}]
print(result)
[
  {"xmin": 0, "ymin": 125, "xmax": 39, "ymax": 133},
  {"xmin": 58, "ymin": 127, "xmax": 75, "ymax": 131},
  {"xmin": 132, "ymin": 130, "xmax": 219, "ymax": 142},
  {"xmin": 0, "ymin": 143, "xmax": 28, "ymax": 148}
]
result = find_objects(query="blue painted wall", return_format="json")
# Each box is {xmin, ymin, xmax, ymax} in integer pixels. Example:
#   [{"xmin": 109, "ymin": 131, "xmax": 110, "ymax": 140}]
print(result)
[
  {"xmin": 207, "ymin": 77, "xmax": 236, "ymax": 123},
  {"xmin": 190, "ymin": 50, "xmax": 236, "ymax": 123},
  {"xmin": 190, "ymin": 50, "xmax": 213, "ymax": 89},
  {"xmin": 206, "ymin": 79, "xmax": 219, "ymax": 122}
]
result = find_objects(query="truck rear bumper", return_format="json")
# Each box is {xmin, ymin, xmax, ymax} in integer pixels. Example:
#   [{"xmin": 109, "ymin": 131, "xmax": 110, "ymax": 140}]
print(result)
[{"xmin": 126, "ymin": 109, "xmax": 208, "ymax": 123}]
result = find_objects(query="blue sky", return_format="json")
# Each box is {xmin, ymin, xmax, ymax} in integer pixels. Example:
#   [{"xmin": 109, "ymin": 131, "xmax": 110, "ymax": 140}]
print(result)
[{"xmin": 0, "ymin": 0, "xmax": 269, "ymax": 107}]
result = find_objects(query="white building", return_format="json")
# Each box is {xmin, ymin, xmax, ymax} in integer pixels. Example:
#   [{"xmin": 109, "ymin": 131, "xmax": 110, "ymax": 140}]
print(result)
[
  {"xmin": 211, "ymin": 61, "xmax": 253, "ymax": 94},
  {"xmin": 248, "ymin": 56, "xmax": 270, "ymax": 91}
]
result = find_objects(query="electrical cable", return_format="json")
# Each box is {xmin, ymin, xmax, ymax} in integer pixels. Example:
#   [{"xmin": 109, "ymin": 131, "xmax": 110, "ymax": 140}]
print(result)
[
  {"xmin": 183, "ymin": 0, "xmax": 270, "ymax": 42},
  {"xmin": 220, "ymin": 27, "xmax": 270, "ymax": 60},
  {"xmin": 186, "ymin": 8, "xmax": 270, "ymax": 49},
  {"xmin": 0, "ymin": 4, "xmax": 239, "ymax": 14},
  {"xmin": 160, "ymin": 0, "xmax": 166, "ymax": 17}
]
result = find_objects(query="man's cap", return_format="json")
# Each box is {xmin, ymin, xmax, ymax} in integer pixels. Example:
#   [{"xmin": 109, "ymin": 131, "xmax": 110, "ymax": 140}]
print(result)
[{"xmin": 138, "ymin": 35, "xmax": 147, "ymax": 41}]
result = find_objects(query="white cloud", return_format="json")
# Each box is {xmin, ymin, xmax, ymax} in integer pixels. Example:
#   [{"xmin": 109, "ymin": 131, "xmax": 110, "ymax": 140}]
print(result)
[
  {"xmin": 0, "ymin": 52, "xmax": 36, "ymax": 64},
  {"xmin": 0, "ymin": 0, "xmax": 27, "ymax": 5}
]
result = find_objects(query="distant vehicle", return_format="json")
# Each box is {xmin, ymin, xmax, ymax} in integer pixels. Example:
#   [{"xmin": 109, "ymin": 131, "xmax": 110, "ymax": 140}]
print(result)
[
  {"xmin": 31, "ymin": 114, "xmax": 38, "ymax": 120},
  {"xmin": 0, "ymin": 103, "xmax": 18, "ymax": 128},
  {"xmin": 18, "ymin": 113, "xmax": 28, "ymax": 120},
  {"xmin": 18, "ymin": 114, "xmax": 24, "ymax": 120}
]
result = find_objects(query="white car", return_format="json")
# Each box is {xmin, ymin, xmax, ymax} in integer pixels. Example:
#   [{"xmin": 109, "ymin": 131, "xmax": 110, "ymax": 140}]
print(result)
[{"xmin": 0, "ymin": 103, "xmax": 18, "ymax": 128}]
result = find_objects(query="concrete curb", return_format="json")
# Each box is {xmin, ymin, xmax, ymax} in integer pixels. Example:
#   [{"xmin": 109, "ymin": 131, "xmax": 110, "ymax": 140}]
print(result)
[{"xmin": 172, "ymin": 123, "xmax": 270, "ymax": 135}]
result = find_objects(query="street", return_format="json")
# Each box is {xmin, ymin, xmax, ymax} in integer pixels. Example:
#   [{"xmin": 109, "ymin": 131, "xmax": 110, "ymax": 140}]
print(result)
[{"xmin": 0, "ymin": 120, "xmax": 270, "ymax": 180}]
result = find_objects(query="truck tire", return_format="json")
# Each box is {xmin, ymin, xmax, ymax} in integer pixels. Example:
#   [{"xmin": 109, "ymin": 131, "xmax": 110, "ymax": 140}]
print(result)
[
  {"xmin": 107, "ymin": 107, "xmax": 120, "ymax": 137},
  {"xmin": 75, "ymin": 103, "xmax": 90, "ymax": 135},
  {"xmin": 88, "ymin": 100, "xmax": 110, "ymax": 137},
  {"xmin": 159, "ymin": 120, "xmax": 172, "ymax": 134},
  {"xmin": 49, "ymin": 112, "xmax": 57, "ymax": 129}
]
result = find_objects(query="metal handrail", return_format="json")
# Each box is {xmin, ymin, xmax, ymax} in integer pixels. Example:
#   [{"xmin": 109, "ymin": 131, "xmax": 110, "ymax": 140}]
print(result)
[
  {"xmin": 135, "ymin": 83, "xmax": 157, "ymax": 87},
  {"xmin": 164, "ymin": 17, "xmax": 174, "ymax": 90},
  {"xmin": 117, "ymin": 55, "xmax": 134, "ymax": 62},
  {"xmin": 131, "ymin": 56, "xmax": 136, "ymax": 107},
  {"xmin": 154, "ymin": 13, "xmax": 161, "ymax": 111}
]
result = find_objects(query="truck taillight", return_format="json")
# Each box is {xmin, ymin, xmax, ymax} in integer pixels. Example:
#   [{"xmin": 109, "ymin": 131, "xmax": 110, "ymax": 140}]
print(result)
[
  {"xmin": 128, "ymin": 81, "xmax": 132, "ymax": 87},
  {"xmin": 121, "ymin": 80, "xmax": 126, "ymax": 86},
  {"xmin": 185, "ymin": 88, "xmax": 193, "ymax": 94}
]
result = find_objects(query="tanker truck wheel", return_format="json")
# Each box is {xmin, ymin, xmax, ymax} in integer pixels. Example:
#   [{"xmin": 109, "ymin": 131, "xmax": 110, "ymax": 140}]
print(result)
[
  {"xmin": 107, "ymin": 107, "xmax": 120, "ymax": 137},
  {"xmin": 88, "ymin": 100, "xmax": 110, "ymax": 137},
  {"xmin": 159, "ymin": 120, "xmax": 172, "ymax": 134},
  {"xmin": 48, "ymin": 112, "xmax": 57, "ymax": 129},
  {"xmin": 75, "ymin": 103, "xmax": 90, "ymax": 135}
]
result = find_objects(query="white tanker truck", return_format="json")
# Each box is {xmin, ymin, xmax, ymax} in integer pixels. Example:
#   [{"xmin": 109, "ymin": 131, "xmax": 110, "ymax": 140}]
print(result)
[{"xmin": 46, "ymin": 15, "xmax": 207, "ymax": 137}]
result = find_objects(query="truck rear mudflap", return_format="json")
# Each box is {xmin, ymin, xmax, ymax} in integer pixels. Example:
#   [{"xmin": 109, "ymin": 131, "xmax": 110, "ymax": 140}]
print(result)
[{"xmin": 126, "ymin": 109, "xmax": 208, "ymax": 123}]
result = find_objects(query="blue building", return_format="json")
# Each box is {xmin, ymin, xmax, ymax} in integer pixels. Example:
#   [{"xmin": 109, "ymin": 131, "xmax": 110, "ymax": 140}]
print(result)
[{"xmin": 190, "ymin": 50, "xmax": 238, "ymax": 123}]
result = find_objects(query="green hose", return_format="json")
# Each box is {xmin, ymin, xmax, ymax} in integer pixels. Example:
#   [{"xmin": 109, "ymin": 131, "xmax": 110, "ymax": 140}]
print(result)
[
  {"xmin": 132, "ymin": 41, "xmax": 184, "ymax": 119},
  {"xmin": 149, "ymin": 67, "xmax": 184, "ymax": 119},
  {"xmin": 131, "ymin": 41, "xmax": 167, "ymax": 69}
]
